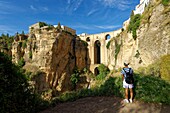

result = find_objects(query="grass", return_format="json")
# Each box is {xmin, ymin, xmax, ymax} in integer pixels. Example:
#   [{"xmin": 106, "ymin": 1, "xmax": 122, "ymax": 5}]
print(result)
[{"xmin": 51, "ymin": 74, "xmax": 170, "ymax": 106}]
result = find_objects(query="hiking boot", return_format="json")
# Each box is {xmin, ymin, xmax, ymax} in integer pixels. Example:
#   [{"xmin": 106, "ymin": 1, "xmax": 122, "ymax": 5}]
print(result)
[{"xmin": 129, "ymin": 99, "xmax": 133, "ymax": 103}]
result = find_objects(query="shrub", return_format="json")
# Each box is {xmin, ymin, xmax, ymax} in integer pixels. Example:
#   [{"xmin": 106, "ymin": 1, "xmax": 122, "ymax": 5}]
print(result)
[
  {"xmin": 96, "ymin": 64, "xmax": 110, "ymax": 80},
  {"xmin": 106, "ymin": 40, "xmax": 111, "ymax": 49},
  {"xmin": 134, "ymin": 50, "xmax": 140, "ymax": 58},
  {"xmin": 128, "ymin": 14, "xmax": 141, "ymax": 40},
  {"xmin": 39, "ymin": 22, "xmax": 48, "ymax": 28},
  {"xmin": 70, "ymin": 68, "xmax": 80, "ymax": 90}
]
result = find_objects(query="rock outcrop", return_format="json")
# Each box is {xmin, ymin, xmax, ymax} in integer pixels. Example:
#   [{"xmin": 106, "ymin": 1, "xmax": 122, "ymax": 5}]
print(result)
[{"xmin": 12, "ymin": 26, "xmax": 89, "ymax": 93}]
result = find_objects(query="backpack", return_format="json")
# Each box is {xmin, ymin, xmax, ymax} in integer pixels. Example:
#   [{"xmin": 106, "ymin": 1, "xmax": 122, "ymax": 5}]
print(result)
[{"xmin": 123, "ymin": 68, "xmax": 134, "ymax": 84}]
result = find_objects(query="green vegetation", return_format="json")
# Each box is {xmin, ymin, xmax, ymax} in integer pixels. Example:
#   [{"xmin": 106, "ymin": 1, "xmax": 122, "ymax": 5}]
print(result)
[
  {"xmin": 39, "ymin": 22, "xmax": 48, "ymax": 28},
  {"xmin": 106, "ymin": 39, "xmax": 112, "ymax": 49},
  {"xmin": 115, "ymin": 39, "xmax": 122, "ymax": 63},
  {"xmin": 18, "ymin": 57, "xmax": 25, "ymax": 67},
  {"xmin": 52, "ymin": 74, "xmax": 170, "ymax": 105},
  {"xmin": 134, "ymin": 50, "xmax": 140, "ymax": 58},
  {"xmin": 39, "ymin": 22, "xmax": 54, "ymax": 30},
  {"xmin": 70, "ymin": 68, "xmax": 80, "ymax": 90},
  {"xmin": 96, "ymin": 64, "xmax": 110, "ymax": 80},
  {"xmin": 0, "ymin": 52, "xmax": 49, "ymax": 113},
  {"xmin": 162, "ymin": 0, "xmax": 169, "ymax": 6},
  {"xmin": 128, "ymin": 14, "xmax": 141, "ymax": 40},
  {"xmin": 0, "ymin": 33, "xmax": 14, "ymax": 51}
]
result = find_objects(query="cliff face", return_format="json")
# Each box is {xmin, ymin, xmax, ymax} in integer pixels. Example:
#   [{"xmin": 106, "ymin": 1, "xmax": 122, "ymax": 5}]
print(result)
[
  {"xmin": 108, "ymin": 1, "xmax": 170, "ymax": 69},
  {"xmin": 137, "ymin": 2, "xmax": 170, "ymax": 66},
  {"xmin": 12, "ymin": 28, "xmax": 89, "ymax": 93}
]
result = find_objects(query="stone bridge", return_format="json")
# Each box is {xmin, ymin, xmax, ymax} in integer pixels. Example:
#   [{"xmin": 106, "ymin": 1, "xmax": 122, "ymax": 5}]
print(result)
[{"xmin": 79, "ymin": 29, "xmax": 122, "ymax": 75}]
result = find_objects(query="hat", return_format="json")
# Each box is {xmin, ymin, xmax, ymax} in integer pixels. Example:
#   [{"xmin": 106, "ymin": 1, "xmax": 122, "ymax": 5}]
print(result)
[{"xmin": 124, "ymin": 61, "xmax": 129, "ymax": 66}]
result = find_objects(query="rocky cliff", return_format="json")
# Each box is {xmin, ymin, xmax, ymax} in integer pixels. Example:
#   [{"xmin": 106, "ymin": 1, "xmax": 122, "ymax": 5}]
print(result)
[
  {"xmin": 12, "ymin": 27, "xmax": 89, "ymax": 94},
  {"xmin": 108, "ymin": 0, "xmax": 170, "ymax": 69}
]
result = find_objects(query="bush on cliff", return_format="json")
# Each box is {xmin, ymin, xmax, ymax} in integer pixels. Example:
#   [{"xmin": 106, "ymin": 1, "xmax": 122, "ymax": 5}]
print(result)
[{"xmin": 128, "ymin": 14, "xmax": 141, "ymax": 40}]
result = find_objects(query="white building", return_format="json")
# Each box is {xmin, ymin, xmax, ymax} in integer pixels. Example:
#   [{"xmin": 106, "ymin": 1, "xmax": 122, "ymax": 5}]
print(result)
[{"xmin": 134, "ymin": 0, "xmax": 150, "ymax": 15}]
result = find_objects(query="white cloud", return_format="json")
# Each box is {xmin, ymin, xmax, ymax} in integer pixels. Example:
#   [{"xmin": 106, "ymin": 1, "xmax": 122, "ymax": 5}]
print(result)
[
  {"xmin": 87, "ymin": 9, "xmax": 98, "ymax": 16},
  {"xmin": 98, "ymin": 0, "xmax": 134, "ymax": 10},
  {"xmin": 94, "ymin": 25, "xmax": 121, "ymax": 29},
  {"xmin": 66, "ymin": 0, "xmax": 83, "ymax": 14},
  {"xmin": 72, "ymin": 24, "xmax": 120, "ymax": 30},
  {"xmin": 30, "ymin": 5, "xmax": 49, "ymax": 12},
  {"xmin": 30, "ymin": 5, "xmax": 37, "ymax": 11}
]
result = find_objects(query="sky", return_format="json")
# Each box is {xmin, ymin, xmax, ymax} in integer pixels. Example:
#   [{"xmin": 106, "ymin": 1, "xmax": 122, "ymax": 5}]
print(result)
[{"xmin": 0, "ymin": 0, "xmax": 139, "ymax": 35}]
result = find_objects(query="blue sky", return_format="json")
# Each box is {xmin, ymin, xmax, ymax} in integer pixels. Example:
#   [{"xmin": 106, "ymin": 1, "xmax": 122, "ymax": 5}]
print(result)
[{"xmin": 0, "ymin": 0, "xmax": 139, "ymax": 35}]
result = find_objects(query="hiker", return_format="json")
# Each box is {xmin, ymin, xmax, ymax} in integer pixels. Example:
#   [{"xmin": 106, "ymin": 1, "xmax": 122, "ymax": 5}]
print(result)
[{"xmin": 121, "ymin": 61, "xmax": 134, "ymax": 103}]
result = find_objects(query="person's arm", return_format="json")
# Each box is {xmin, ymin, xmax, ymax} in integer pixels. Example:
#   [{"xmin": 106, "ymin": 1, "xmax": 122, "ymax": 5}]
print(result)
[
  {"xmin": 121, "ymin": 69, "xmax": 124, "ymax": 81},
  {"xmin": 122, "ymin": 74, "xmax": 124, "ymax": 81}
]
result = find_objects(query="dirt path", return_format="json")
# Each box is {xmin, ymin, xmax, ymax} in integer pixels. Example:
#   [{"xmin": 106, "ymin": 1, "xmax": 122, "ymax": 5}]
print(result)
[{"xmin": 40, "ymin": 96, "xmax": 170, "ymax": 113}]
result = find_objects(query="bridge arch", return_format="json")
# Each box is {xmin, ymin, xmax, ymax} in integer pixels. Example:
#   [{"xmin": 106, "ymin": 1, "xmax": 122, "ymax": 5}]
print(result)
[
  {"xmin": 94, "ymin": 40, "xmax": 101, "ymax": 64},
  {"xmin": 86, "ymin": 37, "xmax": 90, "ymax": 42},
  {"xmin": 94, "ymin": 67, "xmax": 99, "ymax": 76},
  {"xmin": 105, "ymin": 34, "xmax": 111, "ymax": 40}
]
